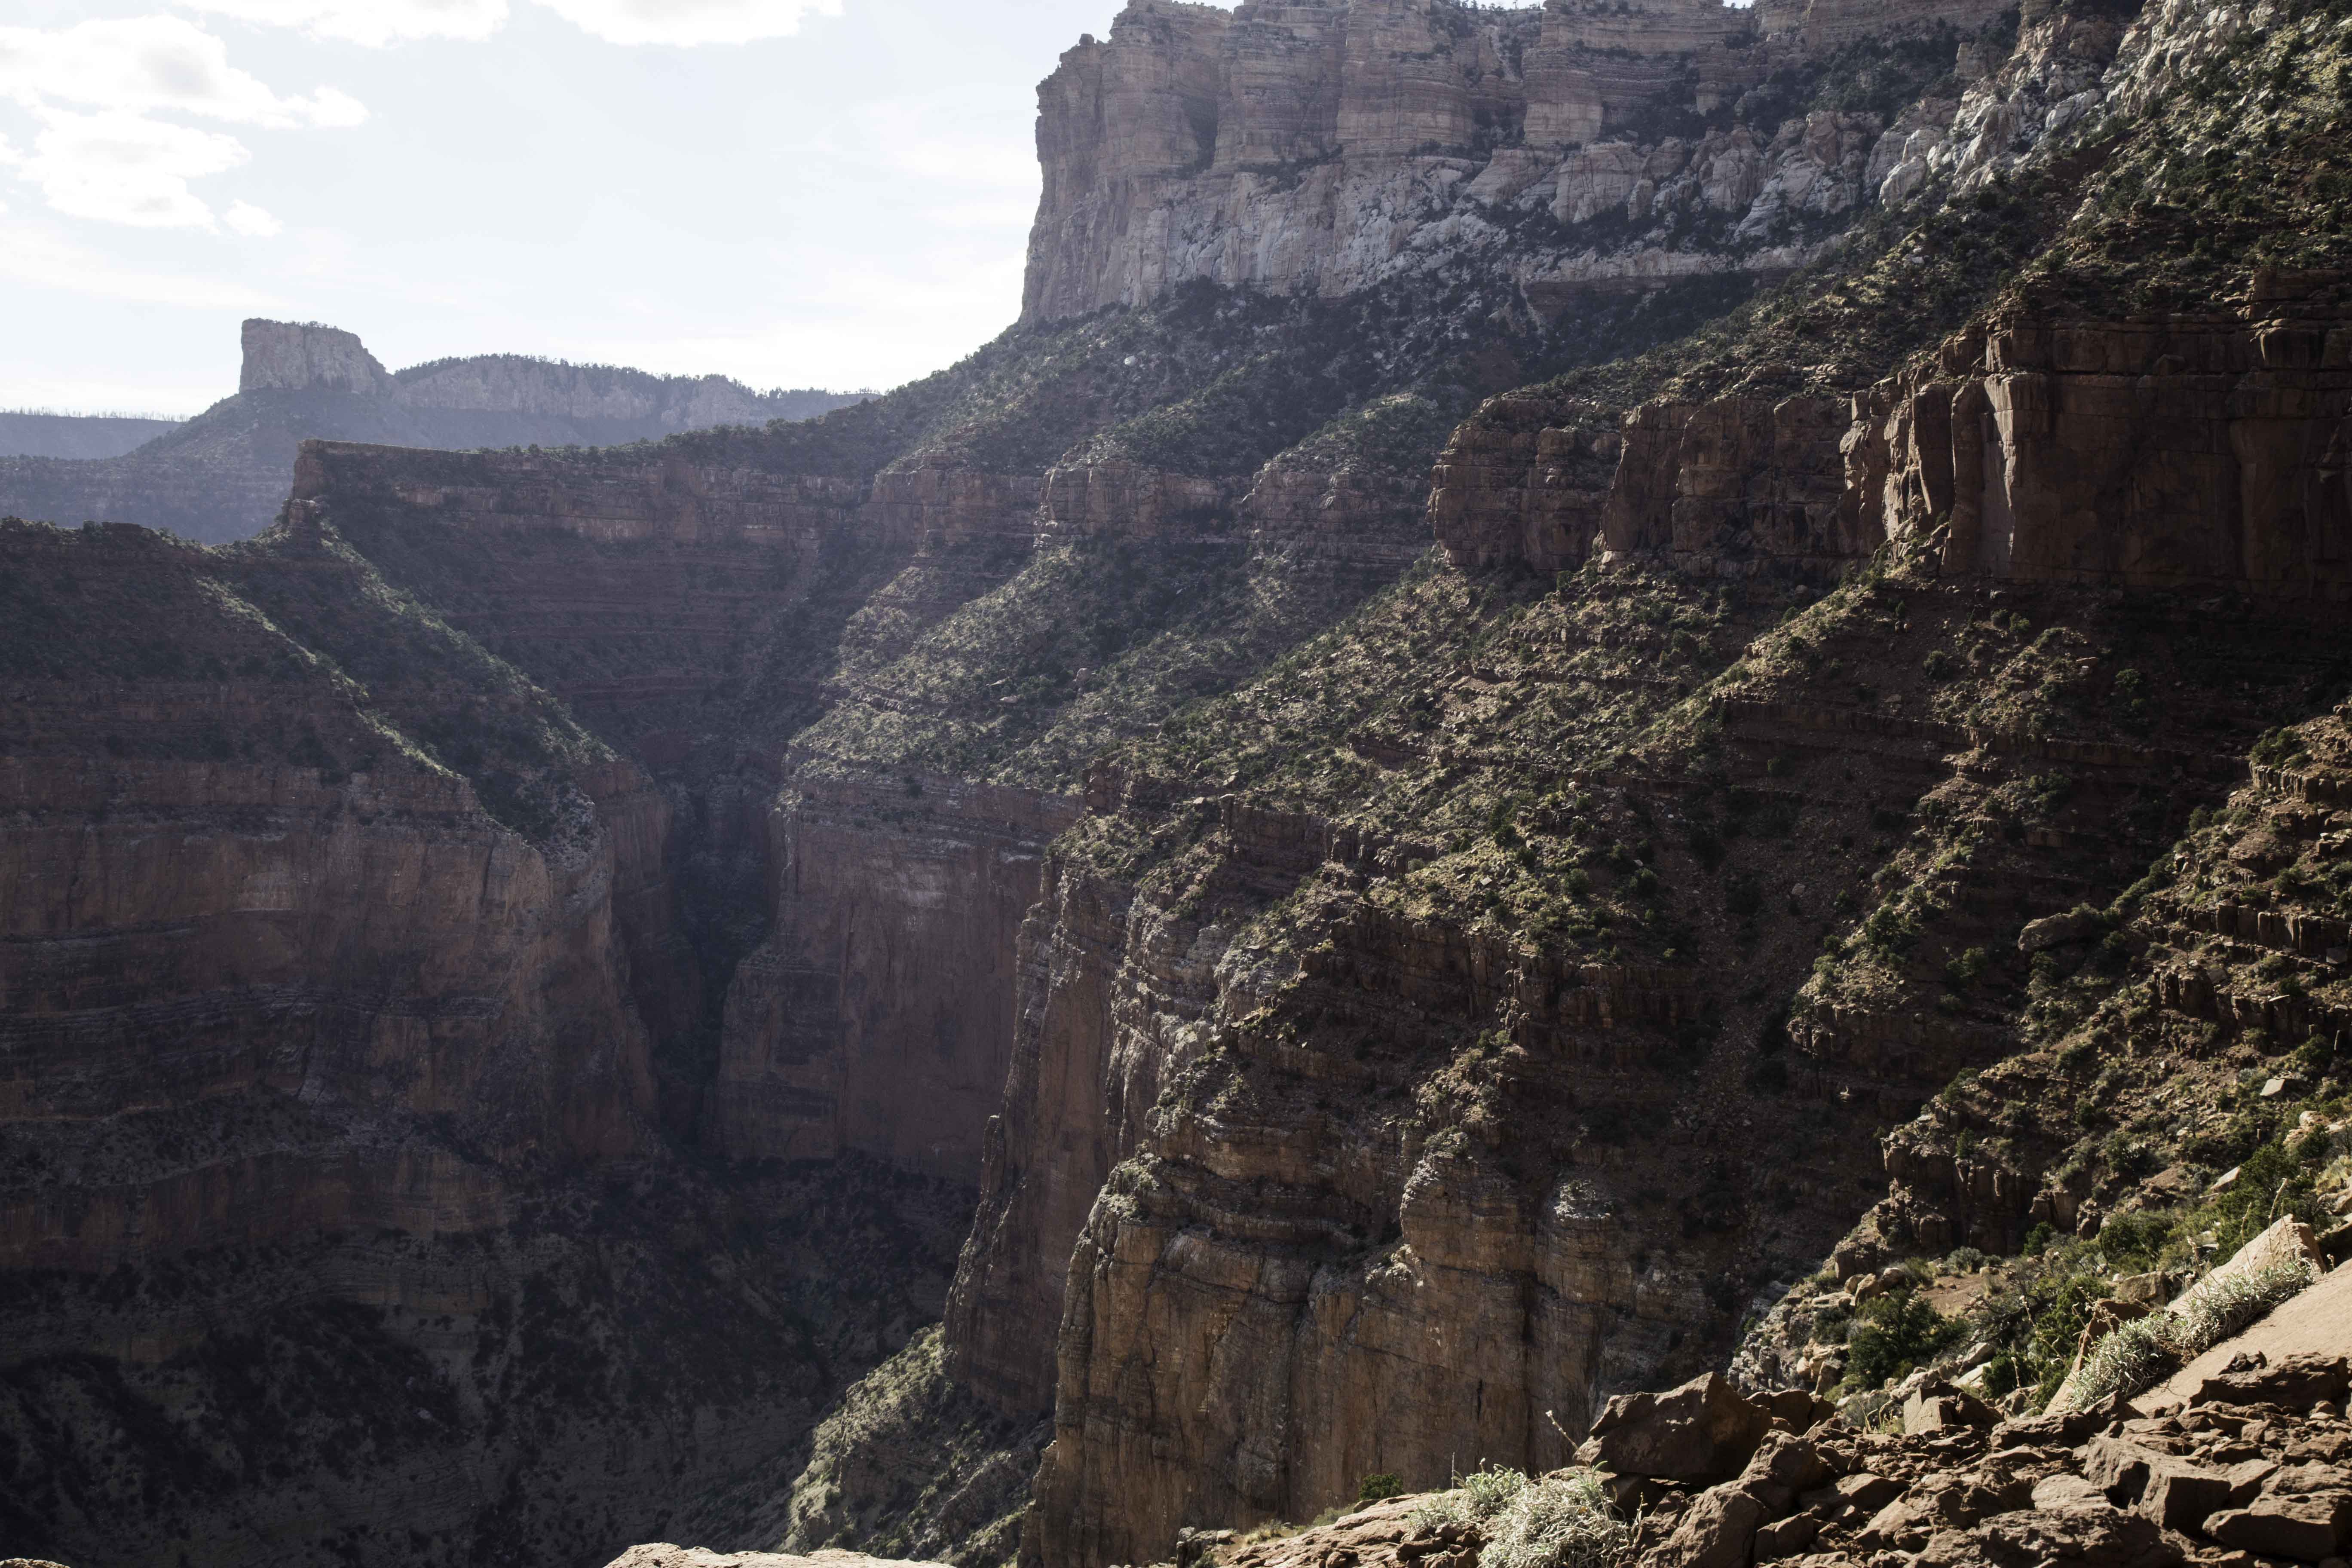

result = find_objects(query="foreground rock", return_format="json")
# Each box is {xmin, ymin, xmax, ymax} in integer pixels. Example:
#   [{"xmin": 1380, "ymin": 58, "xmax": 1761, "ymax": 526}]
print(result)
[
  {"xmin": 1192, "ymin": 1352, "xmax": 2352, "ymax": 1568},
  {"xmin": 604, "ymin": 1549, "xmax": 948, "ymax": 1568}
]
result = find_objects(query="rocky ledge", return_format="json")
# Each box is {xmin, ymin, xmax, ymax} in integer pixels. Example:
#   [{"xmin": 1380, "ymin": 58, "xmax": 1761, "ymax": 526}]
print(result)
[{"xmin": 1185, "ymin": 1344, "xmax": 2352, "ymax": 1568}]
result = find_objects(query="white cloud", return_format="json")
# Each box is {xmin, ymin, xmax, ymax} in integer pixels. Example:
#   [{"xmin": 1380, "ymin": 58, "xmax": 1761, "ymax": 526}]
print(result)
[
  {"xmin": 177, "ymin": 0, "xmax": 844, "ymax": 49},
  {"xmin": 531, "ymin": 0, "xmax": 842, "ymax": 46},
  {"xmin": 17, "ymin": 109, "xmax": 248, "ymax": 228},
  {"xmin": 0, "ymin": 16, "xmax": 367, "ymax": 129},
  {"xmin": 224, "ymin": 198, "xmax": 282, "ymax": 235},
  {"xmin": 0, "ymin": 18, "xmax": 363, "ymax": 228},
  {"xmin": 0, "ymin": 221, "xmax": 280, "ymax": 310},
  {"xmin": 178, "ymin": 0, "xmax": 511, "ymax": 47}
]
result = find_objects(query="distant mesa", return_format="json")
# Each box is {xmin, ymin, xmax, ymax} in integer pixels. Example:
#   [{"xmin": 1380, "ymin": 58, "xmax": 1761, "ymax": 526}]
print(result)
[
  {"xmin": 239, "ymin": 318, "xmax": 389, "ymax": 396},
  {"xmin": 0, "ymin": 317, "xmax": 870, "ymax": 543}
]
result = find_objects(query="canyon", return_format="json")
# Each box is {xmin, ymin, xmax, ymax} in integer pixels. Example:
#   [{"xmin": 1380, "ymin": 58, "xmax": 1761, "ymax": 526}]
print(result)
[{"xmin": 5, "ymin": 0, "xmax": 2352, "ymax": 1564}]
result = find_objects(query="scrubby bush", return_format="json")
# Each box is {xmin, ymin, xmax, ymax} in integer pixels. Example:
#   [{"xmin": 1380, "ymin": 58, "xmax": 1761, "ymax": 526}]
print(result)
[
  {"xmin": 1479, "ymin": 1470, "xmax": 1634, "ymax": 1568},
  {"xmin": 2069, "ymin": 1312, "xmax": 2182, "ymax": 1407},
  {"xmin": 1358, "ymin": 1473, "xmax": 1404, "ymax": 1505},
  {"xmin": 1412, "ymin": 1464, "xmax": 1527, "ymax": 1532},
  {"xmin": 2177, "ymin": 1257, "xmax": 2319, "ymax": 1350}
]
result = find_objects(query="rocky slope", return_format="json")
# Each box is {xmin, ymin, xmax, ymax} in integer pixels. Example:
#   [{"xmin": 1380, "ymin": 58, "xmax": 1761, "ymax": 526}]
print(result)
[
  {"xmin": 1156, "ymin": 1315, "xmax": 2352, "ymax": 1568},
  {"xmin": 0, "ymin": 320, "xmax": 865, "ymax": 545}
]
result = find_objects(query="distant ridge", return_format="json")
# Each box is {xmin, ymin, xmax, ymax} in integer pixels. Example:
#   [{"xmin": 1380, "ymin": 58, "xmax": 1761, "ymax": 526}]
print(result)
[{"xmin": 0, "ymin": 318, "xmax": 871, "ymax": 542}]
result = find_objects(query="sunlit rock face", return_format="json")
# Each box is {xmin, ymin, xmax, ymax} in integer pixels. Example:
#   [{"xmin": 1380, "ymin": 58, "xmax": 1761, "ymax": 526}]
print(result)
[{"xmin": 1020, "ymin": 0, "xmax": 2013, "ymax": 324}]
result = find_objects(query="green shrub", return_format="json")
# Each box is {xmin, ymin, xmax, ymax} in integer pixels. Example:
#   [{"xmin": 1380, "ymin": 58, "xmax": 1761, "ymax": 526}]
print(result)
[
  {"xmin": 1358, "ymin": 1473, "xmax": 1405, "ymax": 1505},
  {"xmin": 1845, "ymin": 1292, "xmax": 1962, "ymax": 1390}
]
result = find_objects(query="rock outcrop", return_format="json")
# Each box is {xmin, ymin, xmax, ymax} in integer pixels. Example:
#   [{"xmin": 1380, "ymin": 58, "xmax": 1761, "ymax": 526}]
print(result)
[
  {"xmin": 1022, "ymin": 0, "xmax": 2016, "ymax": 323},
  {"xmin": 241, "ymin": 318, "xmax": 391, "ymax": 396},
  {"xmin": 1433, "ymin": 292, "xmax": 2352, "ymax": 597},
  {"xmin": 1181, "ymin": 1351, "xmax": 2352, "ymax": 1568}
]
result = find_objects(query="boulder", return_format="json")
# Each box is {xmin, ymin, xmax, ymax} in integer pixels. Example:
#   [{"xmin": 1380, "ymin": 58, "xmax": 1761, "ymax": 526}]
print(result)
[
  {"xmin": 2136, "ymin": 1456, "xmax": 2233, "ymax": 1533},
  {"xmin": 1752, "ymin": 1513, "xmax": 1819, "ymax": 1561},
  {"xmin": 2225, "ymin": 1458, "xmax": 2282, "ymax": 1504},
  {"xmin": 2192, "ymin": 1354, "xmax": 2350, "ymax": 1412},
  {"xmin": 2021, "ymin": 908, "xmax": 2105, "ymax": 952},
  {"xmin": 1654, "ymin": 1482, "xmax": 1765, "ymax": 1568},
  {"xmin": 1973, "ymin": 1491, "xmax": 2183, "ymax": 1568},
  {"xmin": 2206, "ymin": 1490, "xmax": 2352, "ymax": 1561},
  {"xmin": 1992, "ymin": 1405, "xmax": 2108, "ymax": 1450},
  {"xmin": 1760, "ymin": 1386, "xmax": 1828, "ymax": 1430},
  {"xmin": 2083, "ymin": 1434, "xmax": 2173, "ymax": 1498},
  {"xmin": 1737, "ymin": 1433, "xmax": 1834, "ymax": 1514},
  {"xmin": 1576, "ymin": 1372, "xmax": 1770, "ymax": 1482},
  {"xmin": 1832, "ymin": 1470, "xmax": 1905, "ymax": 1515},
  {"xmin": 1905, "ymin": 1379, "xmax": 2000, "ymax": 1436}
]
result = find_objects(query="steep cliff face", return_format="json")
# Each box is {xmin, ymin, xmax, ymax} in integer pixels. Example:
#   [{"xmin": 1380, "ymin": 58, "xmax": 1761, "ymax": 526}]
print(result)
[
  {"xmin": 242, "ymin": 319, "xmax": 391, "ymax": 395},
  {"xmin": 1431, "ymin": 299, "xmax": 2352, "ymax": 591},
  {"xmin": 0, "ymin": 521, "xmax": 654, "ymax": 1240},
  {"xmin": 924, "ymin": 0, "xmax": 2352, "ymax": 1562},
  {"xmin": 712, "ymin": 778, "xmax": 1083, "ymax": 1178},
  {"xmin": 1021, "ymin": 0, "xmax": 2018, "ymax": 323},
  {"xmin": 0, "ymin": 516, "xmax": 986, "ymax": 1568}
]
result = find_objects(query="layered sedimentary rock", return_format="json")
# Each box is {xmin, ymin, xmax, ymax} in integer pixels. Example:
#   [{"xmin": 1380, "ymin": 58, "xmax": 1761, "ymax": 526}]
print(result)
[
  {"xmin": 0, "ymin": 519, "xmax": 654, "ymax": 1270},
  {"xmin": 1433, "ymin": 295, "xmax": 2352, "ymax": 596},
  {"xmin": 0, "ymin": 517, "xmax": 983, "ymax": 1568},
  {"xmin": 991, "ymin": 776, "xmax": 1815, "ymax": 1567},
  {"xmin": 1862, "ymin": 301, "xmax": 2352, "ymax": 594},
  {"xmin": 711, "ymin": 778, "xmax": 1082, "ymax": 1179},
  {"xmin": 1021, "ymin": 0, "xmax": 2015, "ymax": 322}
]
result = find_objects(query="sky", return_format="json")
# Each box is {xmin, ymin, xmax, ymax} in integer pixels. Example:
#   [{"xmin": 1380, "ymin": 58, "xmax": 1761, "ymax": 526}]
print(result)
[{"xmin": 0, "ymin": 0, "xmax": 1121, "ymax": 415}]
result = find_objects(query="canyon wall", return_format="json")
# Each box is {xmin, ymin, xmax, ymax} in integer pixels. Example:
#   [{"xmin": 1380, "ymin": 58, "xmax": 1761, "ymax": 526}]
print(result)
[
  {"xmin": 711, "ymin": 777, "xmax": 1082, "ymax": 1179},
  {"xmin": 1429, "ymin": 296, "xmax": 2352, "ymax": 596},
  {"xmin": 1021, "ymin": 0, "xmax": 2016, "ymax": 323},
  {"xmin": 0, "ymin": 519, "xmax": 656, "ymax": 1272},
  {"xmin": 0, "ymin": 517, "xmax": 985, "ymax": 1568}
]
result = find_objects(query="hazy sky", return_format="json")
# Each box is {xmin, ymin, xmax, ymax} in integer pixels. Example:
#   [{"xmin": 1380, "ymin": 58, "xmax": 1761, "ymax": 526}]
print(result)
[{"xmin": 1, "ymin": 0, "xmax": 1116, "ymax": 414}]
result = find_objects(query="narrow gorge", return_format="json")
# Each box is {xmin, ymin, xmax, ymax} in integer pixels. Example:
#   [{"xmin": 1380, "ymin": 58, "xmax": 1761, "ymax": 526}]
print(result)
[{"xmin": 6, "ymin": 0, "xmax": 2352, "ymax": 1565}]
